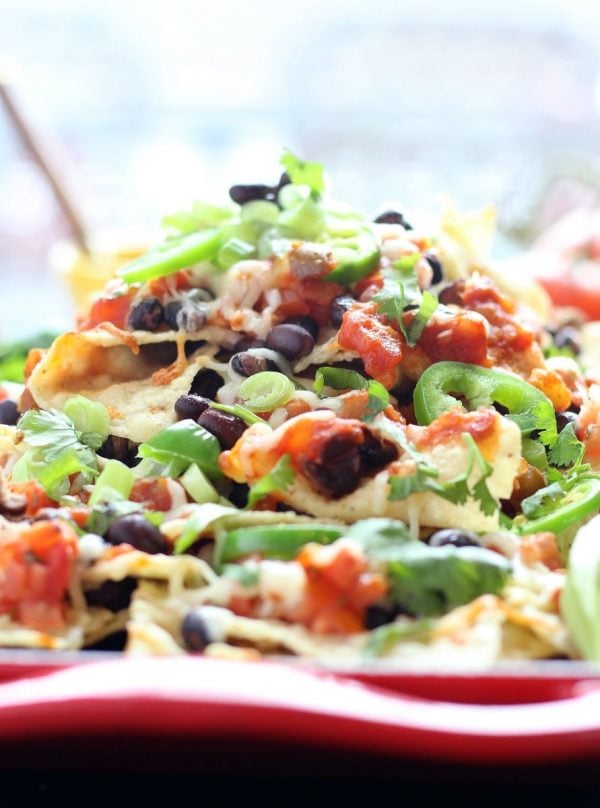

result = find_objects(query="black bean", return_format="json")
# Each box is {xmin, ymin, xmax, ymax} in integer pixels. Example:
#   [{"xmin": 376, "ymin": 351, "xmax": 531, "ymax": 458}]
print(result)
[
  {"xmin": 427, "ymin": 529, "xmax": 481, "ymax": 549},
  {"xmin": 189, "ymin": 369, "xmax": 224, "ymax": 399},
  {"xmin": 330, "ymin": 294, "xmax": 355, "ymax": 328},
  {"xmin": 229, "ymin": 183, "xmax": 275, "ymax": 205},
  {"xmin": 105, "ymin": 514, "xmax": 169, "ymax": 554},
  {"xmin": 282, "ymin": 315, "xmax": 319, "ymax": 341},
  {"xmin": 373, "ymin": 209, "xmax": 413, "ymax": 229},
  {"xmin": 174, "ymin": 394, "xmax": 211, "ymax": 421},
  {"xmin": 198, "ymin": 408, "xmax": 247, "ymax": 449},
  {"xmin": 359, "ymin": 432, "xmax": 398, "ymax": 473},
  {"xmin": 266, "ymin": 324, "xmax": 314, "ymax": 360},
  {"xmin": 128, "ymin": 297, "xmax": 164, "ymax": 331},
  {"xmin": 98, "ymin": 435, "xmax": 139, "ymax": 467},
  {"xmin": 0, "ymin": 400, "xmax": 19, "ymax": 426},
  {"xmin": 423, "ymin": 252, "xmax": 444, "ymax": 285},
  {"xmin": 181, "ymin": 608, "xmax": 213, "ymax": 652},
  {"xmin": 87, "ymin": 630, "xmax": 128, "ymax": 651},
  {"xmin": 231, "ymin": 351, "xmax": 275, "ymax": 377},
  {"xmin": 164, "ymin": 300, "xmax": 206, "ymax": 332},
  {"xmin": 364, "ymin": 603, "xmax": 398, "ymax": 630},
  {"xmin": 303, "ymin": 433, "xmax": 361, "ymax": 499},
  {"xmin": 233, "ymin": 335, "xmax": 266, "ymax": 353},
  {"xmin": 554, "ymin": 326, "xmax": 581, "ymax": 356},
  {"xmin": 556, "ymin": 411, "xmax": 579, "ymax": 433},
  {"xmin": 85, "ymin": 577, "xmax": 137, "ymax": 612},
  {"xmin": 276, "ymin": 172, "xmax": 291, "ymax": 190},
  {"xmin": 228, "ymin": 482, "xmax": 249, "ymax": 508}
]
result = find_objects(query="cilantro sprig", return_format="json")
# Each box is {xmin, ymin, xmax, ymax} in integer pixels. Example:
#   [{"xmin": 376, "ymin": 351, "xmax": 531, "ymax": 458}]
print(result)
[
  {"xmin": 246, "ymin": 454, "xmax": 295, "ymax": 508},
  {"xmin": 373, "ymin": 257, "xmax": 439, "ymax": 347},
  {"xmin": 388, "ymin": 431, "xmax": 497, "ymax": 516},
  {"xmin": 13, "ymin": 403, "xmax": 109, "ymax": 499}
]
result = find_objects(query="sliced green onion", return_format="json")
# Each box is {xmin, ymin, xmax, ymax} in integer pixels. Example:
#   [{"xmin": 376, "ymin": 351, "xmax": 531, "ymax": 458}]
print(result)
[
  {"xmin": 36, "ymin": 449, "xmax": 97, "ymax": 500},
  {"xmin": 89, "ymin": 459, "xmax": 134, "ymax": 506},
  {"xmin": 279, "ymin": 151, "xmax": 326, "ymax": 196},
  {"xmin": 238, "ymin": 371, "xmax": 295, "ymax": 412},
  {"xmin": 63, "ymin": 396, "xmax": 111, "ymax": 450},
  {"xmin": 257, "ymin": 227, "xmax": 295, "ymax": 260},
  {"xmin": 180, "ymin": 463, "xmax": 219, "ymax": 504},
  {"xmin": 209, "ymin": 403, "xmax": 269, "ymax": 426},
  {"xmin": 240, "ymin": 200, "xmax": 280, "ymax": 225},
  {"xmin": 277, "ymin": 183, "xmax": 310, "ymax": 210},
  {"xmin": 161, "ymin": 202, "xmax": 236, "ymax": 236},
  {"xmin": 522, "ymin": 437, "xmax": 548, "ymax": 470},
  {"xmin": 216, "ymin": 237, "xmax": 256, "ymax": 270},
  {"xmin": 119, "ymin": 228, "xmax": 221, "ymax": 285},
  {"xmin": 278, "ymin": 197, "xmax": 325, "ymax": 241}
]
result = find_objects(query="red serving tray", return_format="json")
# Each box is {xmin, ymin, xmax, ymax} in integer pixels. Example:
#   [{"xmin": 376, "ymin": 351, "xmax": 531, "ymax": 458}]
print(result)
[{"xmin": 0, "ymin": 655, "xmax": 600, "ymax": 769}]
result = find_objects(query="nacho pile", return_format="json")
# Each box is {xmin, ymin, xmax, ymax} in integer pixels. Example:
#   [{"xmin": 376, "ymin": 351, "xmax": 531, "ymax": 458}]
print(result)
[{"xmin": 1, "ymin": 152, "xmax": 599, "ymax": 667}]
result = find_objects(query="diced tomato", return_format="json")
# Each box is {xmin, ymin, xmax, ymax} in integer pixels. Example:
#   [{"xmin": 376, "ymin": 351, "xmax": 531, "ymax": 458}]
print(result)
[
  {"xmin": 418, "ymin": 310, "xmax": 489, "ymax": 367},
  {"xmin": 338, "ymin": 303, "xmax": 404, "ymax": 388},
  {"xmin": 79, "ymin": 290, "xmax": 135, "ymax": 330},
  {"xmin": 415, "ymin": 409, "xmax": 497, "ymax": 451},
  {"xmin": 354, "ymin": 270, "xmax": 383, "ymax": 299},
  {"xmin": 0, "ymin": 520, "xmax": 78, "ymax": 631},
  {"xmin": 130, "ymin": 478, "xmax": 173, "ymax": 511},
  {"xmin": 289, "ymin": 542, "xmax": 388, "ymax": 635},
  {"xmin": 6, "ymin": 481, "xmax": 55, "ymax": 518},
  {"xmin": 149, "ymin": 270, "xmax": 191, "ymax": 299},
  {"xmin": 536, "ymin": 274, "xmax": 600, "ymax": 320},
  {"xmin": 275, "ymin": 273, "xmax": 344, "ymax": 326},
  {"xmin": 520, "ymin": 532, "xmax": 562, "ymax": 571}
]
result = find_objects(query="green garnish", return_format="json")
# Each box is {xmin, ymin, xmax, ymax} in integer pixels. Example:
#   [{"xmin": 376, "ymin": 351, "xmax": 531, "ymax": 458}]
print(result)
[
  {"xmin": 14, "ymin": 401, "xmax": 105, "ymax": 499},
  {"xmin": 561, "ymin": 517, "xmax": 600, "ymax": 660},
  {"xmin": 313, "ymin": 366, "xmax": 389, "ymax": 421},
  {"xmin": 246, "ymin": 454, "xmax": 295, "ymax": 508},
  {"xmin": 137, "ymin": 419, "xmax": 222, "ymax": 479},
  {"xmin": 62, "ymin": 396, "xmax": 111, "ymax": 451},
  {"xmin": 238, "ymin": 371, "xmax": 295, "ymax": 412},
  {"xmin": 344, "ymin": 518, "xmax": 510, "ymax": 617},
  {"xmin": 388, "ymin": 431, "xmax": 497, "ymax": 516},
  {"xmin": 373, "ymin": 259, "xmax": 438, "ymax": 347},
  {"xmin": 280, "ymin": 150, "xmax": 326, "ymax": 196},
  {"xmin": 548, "ymin": 423, "xmax": 586, "ymax": 468},
  {"xmin": 88, "ymin": 459, "xmax": 134, "ymax": 506}
]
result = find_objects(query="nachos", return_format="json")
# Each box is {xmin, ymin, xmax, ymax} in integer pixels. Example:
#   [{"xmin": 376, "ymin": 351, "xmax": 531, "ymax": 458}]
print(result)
[{"xmin": 1, "ymin": 152, "xmax": 599, "ymax": 667}]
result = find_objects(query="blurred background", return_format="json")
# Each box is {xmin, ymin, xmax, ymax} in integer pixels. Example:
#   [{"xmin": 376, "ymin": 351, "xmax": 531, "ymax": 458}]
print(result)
[{"xmin": 1, "ymin": 0, "xmax": 600, "ymax": 338}]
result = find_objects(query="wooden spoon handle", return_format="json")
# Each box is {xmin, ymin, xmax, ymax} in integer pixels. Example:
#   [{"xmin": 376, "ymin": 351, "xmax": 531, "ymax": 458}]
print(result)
[{"xmin": 0, "ymin": 71, "xmax": 90, "ymax": 253}]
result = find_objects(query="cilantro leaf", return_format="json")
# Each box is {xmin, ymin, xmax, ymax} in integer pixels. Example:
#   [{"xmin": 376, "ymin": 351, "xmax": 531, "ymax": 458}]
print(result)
[
  {"xmin": 406, "ymin": 290, "xmax": 439, "ymax": 346},
  {"xmin": 365, "ymin": 380, "xmax": 391, "ymax": 420},
  {"xmin": 386, "ymin": 542, "xmax": 511, "ymax": 617},
  {"xmin": 345, "ymin": 517, "xmax": 413, "ymax": 560},
  {"xmin": 280, "ymin": 150, "xmax": 325, "ymax": 196},
  {"xmin": 346, "ymin": 519, "xmax": 511, "ymax": 618},
  {"xmin": 364, "ymin": 618, "xmax": 434, "ymax": 658},
  {"xmin": 15, "ymin": 407, "xmax": 101, "ymax": 499},
  {"xmin": 246, "ymin": 454, "xmax": 295, "ymax": 508},
  {"xmin": 373, "ymin": 264, "xmax": 438, "ymax": 347},
  {"xmin": 388, "ymin": 431, "xmax": 498, "ymax": 516},
  {"xmin": 548, "ymin": 422, "xmax": 585, "ymax": 468}
]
